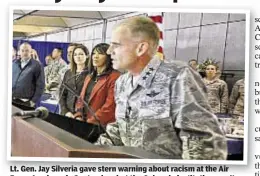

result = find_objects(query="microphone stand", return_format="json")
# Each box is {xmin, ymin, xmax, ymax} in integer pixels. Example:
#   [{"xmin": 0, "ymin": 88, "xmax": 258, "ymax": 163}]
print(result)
[
  {"xmin": 53, "ymin": 70, "xmax": 88, "ymax": 114},
  {"xmin": 62, "ymin": 82, "xmax": 116, "ymax": 146}
]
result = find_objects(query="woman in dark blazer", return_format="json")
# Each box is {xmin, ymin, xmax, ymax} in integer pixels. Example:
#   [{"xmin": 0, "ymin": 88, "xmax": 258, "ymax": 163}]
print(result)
[
  {"xmin": 74, "ymin": 43, "xmax": 120, "ymax": 126},
  {"xmin": 59, "ymin": 44, "xmax": 89, "ymax": 117}
]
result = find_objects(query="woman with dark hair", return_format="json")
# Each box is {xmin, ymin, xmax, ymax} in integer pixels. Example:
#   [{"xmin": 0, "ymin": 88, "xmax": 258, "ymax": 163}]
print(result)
[
  {"xmin": 74, "ymin": 43, "xmax": 120, "ymax": 126},
  {"xmin": 59, "ymin": 44, "xmax": 89, "ymax": 117}
]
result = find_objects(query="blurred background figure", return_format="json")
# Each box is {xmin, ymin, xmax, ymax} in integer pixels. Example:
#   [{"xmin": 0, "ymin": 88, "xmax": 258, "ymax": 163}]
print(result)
[
  {"xmin": 31, "ymin": 48, "xmax": 40, "ymax": 62},
  {"xmin": 229, "ymin": 78, "xmax": 245, "ymax": 120},
  {"xmin": 45, "ymin": 54, "xmax": 53, "ymax": 66},
  {"xmin": 59, "ymin": 44, "xmax": 89, "ymax": 117},
  {"xmin": 12, "ymin": 47, "xmax": 17, "ymax": 61},
  {"xmin": 188, "ymin": 59, "xmax": 198, "ymax": 71},
  {"xmin": 202, "ymin": 61, "xmax": 229, "ymax": 114},
  {"xmin": 67, "ymin": 43, "xmax": 78, "ymax": 64},
  {"xmin": 74, "ymin": 43, "xmax": 120, "ymax": 126}
]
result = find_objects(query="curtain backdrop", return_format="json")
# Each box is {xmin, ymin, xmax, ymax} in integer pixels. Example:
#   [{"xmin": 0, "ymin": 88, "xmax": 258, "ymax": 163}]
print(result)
[{"xmin": 13, "ymin": 40, "xmax": 70, "ymax": 66}]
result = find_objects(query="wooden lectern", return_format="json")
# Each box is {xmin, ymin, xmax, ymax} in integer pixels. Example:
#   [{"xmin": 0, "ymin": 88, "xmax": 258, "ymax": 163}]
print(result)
[{"xmin": 11, "ymin": 106, "xmax": 164, "ymax": 159}]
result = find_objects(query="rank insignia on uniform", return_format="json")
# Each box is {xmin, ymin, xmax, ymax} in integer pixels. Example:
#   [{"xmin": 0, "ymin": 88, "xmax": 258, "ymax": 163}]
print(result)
[
  {"xmin": 145, "ymin": 72, "xmax": 151, "ymax": 76},
  {"xmin": 142, "ymin": 76, "xmax": 148, "ymax": 80}
]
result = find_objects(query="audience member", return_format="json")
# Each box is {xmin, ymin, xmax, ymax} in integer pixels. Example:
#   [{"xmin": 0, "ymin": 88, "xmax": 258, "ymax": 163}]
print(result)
[
  {"xmin": 31, "ymin": 49, "xmax": 40, "ymax": 62},
  {"xmin": 229, "ymin": 78, "xmax": 245, "ymax": 120},
  {"xmin": 202, "ymin": 62, "xmax": 229, "ymax": 114},
  {"xmin": 12, "ymin": 47, "xmax": 17, "ymax": 61},
  {"xmin": 188, "ymin": 59, "xmax": 198, "ymax": 71},
  {"xmin": 45, "ymin": 54, "xmax": 53, "ymax": 66},
  {"xmin": 12, "ymin": 42, "xmax": 45, "ymax": 107},
  {"xmin": 67, "ymin": 43, "xmax": 78, "ymax": 64},
  {"xmin": 74, "ymin": 43, "xmax": 120, "ymax": 126},
  {"xmin": 60, "ymin": 44, "xmax": 89, "ymax": 117},
  {"xmin": 45, "ymin": 47, "xmax": 67, "ymax": 92}
]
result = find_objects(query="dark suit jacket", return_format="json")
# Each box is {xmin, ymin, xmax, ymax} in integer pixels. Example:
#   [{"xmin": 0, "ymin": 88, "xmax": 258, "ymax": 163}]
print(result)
[
  {"xmin": 12, "ymin": 59, "xmax": 45, "ymax": 103},
  {"xmin": 60, "ymin": 69, "xmax": 88, "ymax": 115},
  {"xmin": 75, "ymin": 70, "xmax": 120, "ymax": 126}
]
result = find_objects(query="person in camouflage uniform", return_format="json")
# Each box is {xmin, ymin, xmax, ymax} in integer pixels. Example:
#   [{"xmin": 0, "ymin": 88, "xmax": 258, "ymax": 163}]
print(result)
[
  {"xmin": 95, "ymin": 17, "xmax": 227, "ymax": 160},
  {"xmin": 44, "ymin": 47, "xmax": 68, "ymax": 92},
  {"xmin": 229, "ymin": 79, "xmax": 244, "ymax": 120},
  {"xmin": 202, "ymin": 64, "xmax": 229, "ymax": 114}
]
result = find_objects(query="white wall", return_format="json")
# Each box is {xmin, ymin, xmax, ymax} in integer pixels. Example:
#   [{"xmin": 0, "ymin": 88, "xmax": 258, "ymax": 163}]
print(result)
[
  {"xmin": 46, "ymin": 31, "xmax": 68, "ymax": 42},
  {"xmin": 26, "ymin": 12, "xmax": 246, "ymax": 74}
]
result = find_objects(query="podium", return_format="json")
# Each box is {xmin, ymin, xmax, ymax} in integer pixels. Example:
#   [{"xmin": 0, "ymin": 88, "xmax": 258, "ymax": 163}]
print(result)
[{"xmin": 11, "ymin": 106, "xmax": 164, "ymax": 159}]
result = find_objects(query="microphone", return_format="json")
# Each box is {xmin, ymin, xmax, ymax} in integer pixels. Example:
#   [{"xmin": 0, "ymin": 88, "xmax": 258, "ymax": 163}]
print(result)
[
  {"xmin": 62, "ymin": 82, "xmax": 116, "ymax": 146},
  {"xmin": 54, "ymin": 69, "xmax": 89, "ymax": 114},
  {"xmin": 12, "ymin": 106, "xmax": 49, "ymax": 119}
]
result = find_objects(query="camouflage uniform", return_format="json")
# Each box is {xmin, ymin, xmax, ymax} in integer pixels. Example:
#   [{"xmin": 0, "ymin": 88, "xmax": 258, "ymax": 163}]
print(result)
[
  {"xmin": 96, "ymin": 57, "xmax": 227, "ymax": 160},
  {"xmin": 203, "ymin": 78, "xmax": 229, "ymax": 114},
  {"xmin": 44, "ymin": 58, "xmax": 68, "ymax": 91},
  {"xmin": 229, "ymin": 79, "xmax": 244, "ymax": 120}
]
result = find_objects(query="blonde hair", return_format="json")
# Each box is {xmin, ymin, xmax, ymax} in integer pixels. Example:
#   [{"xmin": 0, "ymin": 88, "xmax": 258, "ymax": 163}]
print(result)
[{"xmin": 116, "ymin": 16, "xmax": 160, "ymax": 56}]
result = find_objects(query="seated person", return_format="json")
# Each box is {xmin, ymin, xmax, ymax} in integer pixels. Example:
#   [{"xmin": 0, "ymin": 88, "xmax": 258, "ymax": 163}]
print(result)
[
  {"xmin": 74, "ymin": 43, "xmax": 120, "ymax": 126},
  {"xmin": 59, "ymin": 44, "xmax": 89, "ymax": 117}
]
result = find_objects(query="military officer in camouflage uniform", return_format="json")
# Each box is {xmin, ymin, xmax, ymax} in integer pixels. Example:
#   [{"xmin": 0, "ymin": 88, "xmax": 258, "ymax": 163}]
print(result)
[
  {"xmin": 96, "ymin": 17, "xmax": 227, "ymax": 160},
  {"xmin": 229, "ymin": 79, "xmax": 245, "ymax": 120},
  {"xmin": 202, "ymin": 64, "xmax": 229, "ymax": 114},
  {"xmin": 45, "ymin": 47, "xmax": 68, "ymax": 92}
]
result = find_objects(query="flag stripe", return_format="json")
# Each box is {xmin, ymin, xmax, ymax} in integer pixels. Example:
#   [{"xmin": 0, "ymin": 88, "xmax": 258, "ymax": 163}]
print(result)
[
  {"xmin": 150, "ymin": 16, "xmax": 163, "ymax": 23},
  {"xmin": 149, "ymin": 13, "xmax": 164, "ymax": 59}
]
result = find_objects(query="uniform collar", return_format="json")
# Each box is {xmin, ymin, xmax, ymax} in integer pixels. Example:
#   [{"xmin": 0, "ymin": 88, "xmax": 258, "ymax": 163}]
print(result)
[
  {"xmin": 127, "ymin": 56, "xmax": 162, "ymax": 89},
  {"xmin": 203, "ymin": 77, "xmax": 219, "ymax": 85}
]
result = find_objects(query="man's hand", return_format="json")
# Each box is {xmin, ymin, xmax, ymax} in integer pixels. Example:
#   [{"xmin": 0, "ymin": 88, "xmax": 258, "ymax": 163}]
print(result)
[
  {"xmin": 29, "ymin": 101, "xmax": 35, "ymax": 107},
  {"xmin": 73, "ymin": 113, "xmax": 84, "ymax": 121},
  {"xmin": 65, "ymin": 112, "xmax": 74, "ymax": 118},
  {"xmin": 45, "ymin": 84, "xmax": 51, "ymax": 91}
]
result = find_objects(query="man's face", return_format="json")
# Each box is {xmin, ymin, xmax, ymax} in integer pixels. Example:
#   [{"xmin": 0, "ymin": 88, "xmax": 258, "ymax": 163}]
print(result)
[
  {"xmin": 189, "ymin": 61, "xmax": 197, "ymax": 70},
  {"xmin": 67, "ymin": 46, "xmax": 75, "ymax": 63},
  {"xmin": 52, "ymin": 49, "xmax": 61, "ymax": 59},
  {"xmin": 107, "ymin": 27, "xmax": 138, "ymax": 71},
  {"xmin": 45, "ymin": 56, "xmax": 52, "ymax": 65},
  {"xmin": 19, "ymin": 44, "xmax": 31, "ymax": 60}
]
